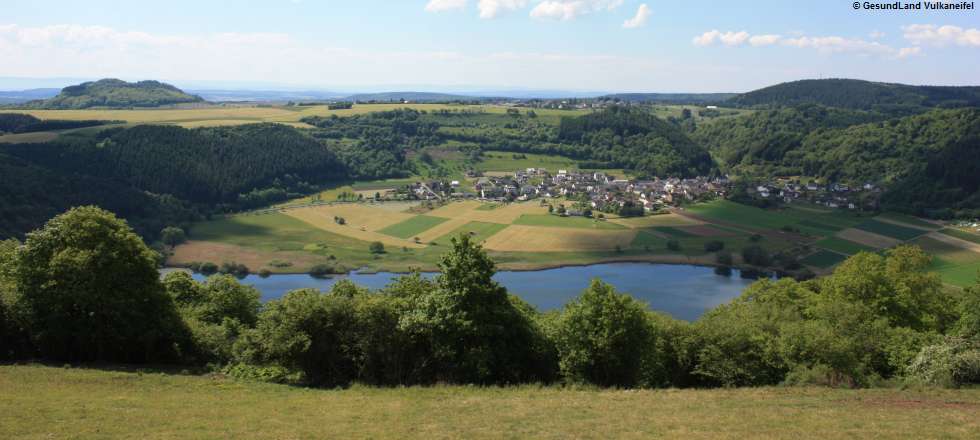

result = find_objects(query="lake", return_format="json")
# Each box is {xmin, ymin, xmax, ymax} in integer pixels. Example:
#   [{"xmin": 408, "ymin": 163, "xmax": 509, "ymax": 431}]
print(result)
[{"xmin": 186, "ymin": 263, "xmax": 760, "ymax": 321}]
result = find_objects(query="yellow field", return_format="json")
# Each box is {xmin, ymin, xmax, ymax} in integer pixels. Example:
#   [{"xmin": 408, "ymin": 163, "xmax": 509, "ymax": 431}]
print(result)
[
  {"xmin": 608, "ymin": 213, "xmax": 704, "ymax": 228},
  {"xmin": 0, "ymin": 103, "xmax": 590, "ymax": 129},
  {"xmin": 483, "ymin": 225, "xmax": 637, "ymax": 252},
  {"xmin": 428, "ymin": 200, "xmax": 547, "ymax": 224},
  {"xmin": 0, "ymin": 131, "xmax": 59, "ymax": 143},
  {"xmin": 283, "ymin": 204, "xmax": 424, "ymax": 248},
  {"xmin": 836, "ymin": 228, "xmax": 902, "ymax": 249},
  {"xmin": 169, "ymin": 240, "xmax": 326, "ymax": 271}
]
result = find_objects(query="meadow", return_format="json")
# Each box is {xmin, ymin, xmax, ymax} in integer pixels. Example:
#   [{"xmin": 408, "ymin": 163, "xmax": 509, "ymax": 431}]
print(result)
[{"xmin": 1, "ymin": 365, "xmax": 977, "ymax": 439}]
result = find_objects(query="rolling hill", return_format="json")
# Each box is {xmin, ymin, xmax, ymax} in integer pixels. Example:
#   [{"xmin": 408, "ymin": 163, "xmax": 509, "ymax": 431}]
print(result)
[
  {"xmin": 23, "ymin": 79, "xmax": 204, "ymax": 109},
  {"xmin": 729, "ymin": 78, "xmax": 980, "ymax": 113}
]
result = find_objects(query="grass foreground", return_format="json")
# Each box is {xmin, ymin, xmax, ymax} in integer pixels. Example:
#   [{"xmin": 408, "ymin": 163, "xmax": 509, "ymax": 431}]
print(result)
[{"xmin": 1, "ymin": 365, "xmax": 978, "ymax": 439}]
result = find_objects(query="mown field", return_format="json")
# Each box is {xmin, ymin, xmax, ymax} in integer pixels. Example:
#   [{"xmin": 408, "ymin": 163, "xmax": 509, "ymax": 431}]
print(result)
[
  {"xmin": 0, "ymin": 103, "xmax": 589, "ymax": 133},
  {"xmin": 171, "ymin": 189, "xmax": 980, "ymax": 284},
  {"xmin": 173, "ymin": 197, "xmax": 802, "ymax": 273},
  {"xmin": 1, "ymin": 365, "xmax": 978, "ymax": 439}
]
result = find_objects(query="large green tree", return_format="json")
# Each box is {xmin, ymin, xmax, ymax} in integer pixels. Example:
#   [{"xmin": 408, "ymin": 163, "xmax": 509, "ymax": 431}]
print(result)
[
  {"xmin": 550, "ymin": 279, "xmax": 654, "ymax": 387},
  {"xmin": 12, "ymin": 206, "xmax": 187, "ymax": 362}
]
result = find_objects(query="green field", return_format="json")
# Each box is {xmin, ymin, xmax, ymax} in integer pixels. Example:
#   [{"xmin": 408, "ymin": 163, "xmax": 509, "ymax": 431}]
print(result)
[
  {"xmin": 653, "ymin": 226, "xmax": 698, "ymax": 238},
  {"xmin": 877, "ymin": 212, "xmax": 940, "ymax": 229},
  {"xmin": 815, "ymin": 237, "xmax": 876, "ymax": 255},
  {"xmin": 686, "ymin": 200, "xmax": 795, "ymax": 230},
  {"xmin": 2, "ymin": 365, "xmax": 977, "ymax": 439},
  {"xmin": 941, "ymin": 228, "xmax": 980, "ymax": 245},
  {"xmin": 513, "ymin": 214, "xmax": 627, "ymax": 230},
  {"xmin": 433, "ymin": 222, "xmax": 509, "ymax": 246},
  {"xmin": 379, "ymin": 215, "xmax": 450, "ymax": 239},
  {"xmin": 855, "ymin": 219, "xmax": 927, "ymax": 241},
  {"xmin": 476, "ymin": 151, "xmax": 579, "ymax": 172},
  {"xmin": 801, "ymin": 250, "xmax": 849, "ymax": 268}
]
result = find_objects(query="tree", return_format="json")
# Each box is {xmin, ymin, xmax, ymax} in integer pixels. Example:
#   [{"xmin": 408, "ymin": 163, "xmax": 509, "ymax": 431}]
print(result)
[
  {"xmin": 12, "ymin": 206, "xmax": 187, "ymax": 362},
  {"xmin": 160, "ymin": 226, "xmax": 187, "ymax": 248},
  {"xmin": 398, "ymin": 234, "xmax": 554, "ymax": 383},
  {"xmin": 369, "ymin": 241, "xmax": 385, "ymax": 254},
  {"xmin": 551, "ymin": 280, "xmax": 654, "ymax": 387}
]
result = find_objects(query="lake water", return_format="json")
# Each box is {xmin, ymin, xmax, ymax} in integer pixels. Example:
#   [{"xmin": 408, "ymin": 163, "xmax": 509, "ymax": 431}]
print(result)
[{"xmin": 184, "ymin": 263, "xmax": 760, "ymax": 321}]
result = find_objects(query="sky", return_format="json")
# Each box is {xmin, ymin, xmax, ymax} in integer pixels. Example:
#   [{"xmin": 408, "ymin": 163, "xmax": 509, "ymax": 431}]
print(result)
[{"xmin": 1, "ymin": 0, "xmax": 978, "ymax": 92}]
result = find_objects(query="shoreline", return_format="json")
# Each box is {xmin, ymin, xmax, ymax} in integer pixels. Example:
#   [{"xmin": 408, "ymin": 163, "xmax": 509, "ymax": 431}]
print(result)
[{"xmin": 164, "ymin": 253, "xmax": 765, "ymax": 276}]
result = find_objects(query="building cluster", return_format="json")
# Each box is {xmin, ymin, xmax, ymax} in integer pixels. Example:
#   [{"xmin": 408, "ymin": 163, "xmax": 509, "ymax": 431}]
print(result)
[
  {"xmin": 387, "ymin": 169, "xmax": 883, "ymax": 214},
  {"xmin": 751, "ymin": 179, "xmax": 882, "ymax": 210},
  {"xmin": 397, "ymin": 168, "xmax": 729, "ymax": 213}
]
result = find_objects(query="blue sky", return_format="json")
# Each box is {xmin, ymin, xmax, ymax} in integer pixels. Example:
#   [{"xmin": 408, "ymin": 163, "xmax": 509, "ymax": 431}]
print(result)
[{"xmin": 1, "ymin": 0, "xmax": 977, "ymax": 92}]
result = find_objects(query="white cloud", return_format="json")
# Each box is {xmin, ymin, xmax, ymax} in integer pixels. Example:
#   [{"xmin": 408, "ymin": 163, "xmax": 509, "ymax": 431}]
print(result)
[
  {"xmin": 477, "ymin": 0, "xmax": 529, "ymax": 19},
  {"xmin": 529, "ymin": 0, "xmax": 624, "ymax": 21},
  {"xmin": 749, "ymin": 34, "xmax": 781, "ymax": 46},
  {"xmin": 692, "ymin": 30, "xmax": 749, "ymax": 46},
  {"xmin": 692, "ymin": 29, "xmax": 921, "ymax": 59},
  {"xmin": 902, "ymin": 24, "xmax": 980, "ymax": 47},
  {"xmin": 780, "ymin": 35, "xmax": 894, "ymax": 56},
  {"xmin": 425, "ymin": 0, "xmax": 467, "ymax": 12},
  {"xmin": 897, "ymin": 47, "xmax": 922, "ymax": 58},
  {"xmin": 869, "ymin": 30, "xmax": 885, "ymax": 40},
  {"xmin": 622, "ymin": 4, "xmax": 651, "ymax": 29}
]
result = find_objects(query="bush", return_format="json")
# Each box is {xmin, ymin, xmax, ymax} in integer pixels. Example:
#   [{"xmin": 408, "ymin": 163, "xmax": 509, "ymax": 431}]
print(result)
[
  {"xmin": 219, "ymin": 262, "xmax": 250, "ymax": 278},
  {"xmin": 704, "ymin": 241, "xmax": 725, "ymax": 252},
  {"xmin": 369, "ymin": 241, "xmax": 385, "ymax": 254},
  {"xmin": 237, "ymin": 288, "xmax": 360, "ymax": 387},
  {"xmin": 742, "ymin": 245, "xmax": 772, "ymax": 266},
  {"xmin": 397, "ymin": 234, "xmax": 553, "ymax": 384},
  {"xmin": 906, "ymin": 337, "xmax": 980, "ymax": 387},
  {"xmin": 199, "ymin": 262, "xmax": 219, "ymax": 275},
  {"xmin": 310, "ymin": 262, "xmax": 346, "ymax": 278},
  {"xmin": 11, "ymin": 206, "xmax": 188, "ymax": 363},
  {"xmin": 667, "ymin": 240, "xmax": 681, "ymax": 251},
  {"xmin": 550, "ymin": 280, "xmax": 654, "ymax": 387}
]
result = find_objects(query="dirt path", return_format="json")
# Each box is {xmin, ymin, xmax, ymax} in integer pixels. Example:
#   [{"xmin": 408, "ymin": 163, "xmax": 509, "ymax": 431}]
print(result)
[{"xmin": 927, "ymin": 232, "xmax": 980, "ymax": 254}]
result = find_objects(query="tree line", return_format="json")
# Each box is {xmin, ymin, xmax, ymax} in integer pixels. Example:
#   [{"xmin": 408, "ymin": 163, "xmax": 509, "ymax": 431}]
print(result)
[{"xmin": 1, "ymin": 207, "xmax": 977, "ymax": 389}]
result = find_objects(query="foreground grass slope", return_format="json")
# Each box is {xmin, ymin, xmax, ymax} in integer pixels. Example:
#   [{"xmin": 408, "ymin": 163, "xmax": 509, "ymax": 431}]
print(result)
[{"xmin": 0, "ymin": 365, "xmax": 977, "ymax": 439}]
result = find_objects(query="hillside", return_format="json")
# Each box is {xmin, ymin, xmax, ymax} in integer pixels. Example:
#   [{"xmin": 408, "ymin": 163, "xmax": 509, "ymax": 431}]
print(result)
[
  {"xmin": 24, "ymin": 79, "xmax": 204, "ymax": 109},
  {"xmin": 601, "ymin": 92, "xmax": 737, "ymax": 104},
  {"xmin": 558, "ymin": 105, "xmax": 715, "ymax": 177},
  {"xmin": 693, "ymin": 106, "xmax": 980, "ymax": 216},
  {"xmin": 730, "ymin": 79, "xmax": 980, "ymax": 113},
  {"xmin": 1, "ymin": 365, "xmax": 977, "ymax": 439}
]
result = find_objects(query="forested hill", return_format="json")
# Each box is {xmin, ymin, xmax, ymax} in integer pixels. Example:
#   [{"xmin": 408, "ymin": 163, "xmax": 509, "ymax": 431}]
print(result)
[
  {"xmin": 558, "ymin": 106, "xmax": 715, "ymax": 177},
  {"xmin": 729, "ymin": 79, "xmax": 980, "ymax": 113},
  {"xmin": 22, "ymin": 79, "xmax": 204, "ymax": 109},
  {"xmin": 0, "ymin": 123, "xmax": 350, "ymax": 240},
  {"xmin": 691, "ymin": 105, "xmax": 888, "ymax": 174},
  {"xmin": 2, "ymin": 124, "xmax": 346, "ymax": 204},
  {"xmin": 694, "ymin": 106, "xmax": 980, "ymax": 216}
]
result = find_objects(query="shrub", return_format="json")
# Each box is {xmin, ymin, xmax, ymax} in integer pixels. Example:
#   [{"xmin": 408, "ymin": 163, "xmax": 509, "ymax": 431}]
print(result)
[
  {"xmin": 704, "ymin": 241, "xmax": 725, "ymax": 252},
  {"xmin": 550, "ymin": 280, "xmax": 654, "ymax": 387},
  {"xmin": 199, "ymin": 262, "xmax": 219, "ymax": 275},
  {"xmin": 219, "ymin": 262, "xmax": 250, "ymax": 278},
  {"xmin": 906, "ymin": 337, "xmax": 980, "ymax": 387},
  {"xmin": 667, "ymin": 240, "xmax": 681, "ymax": 251},
  {"xmin": 742, "ymin": 245, "xmax": 772, "ymax": 266},
  {"xmin": 369, "ymin": 241, "xmax": 385, "ymax": 254},
  {"xmin": 397, "ymin": 234, "xmax": 553, "ymax": 384},
  {"xmin": 716, "ymin": 251, "xmax": 733, "ymax": 266},
  {"xmin": 310, "ymin": 262, "xmax": 346, "ymax": 278}
]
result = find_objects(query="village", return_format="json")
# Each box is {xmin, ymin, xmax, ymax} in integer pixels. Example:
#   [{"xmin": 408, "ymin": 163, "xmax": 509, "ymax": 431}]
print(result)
[{"xmin": 387, "ymin": 167, "xmax": 885, "ymax": 217}]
